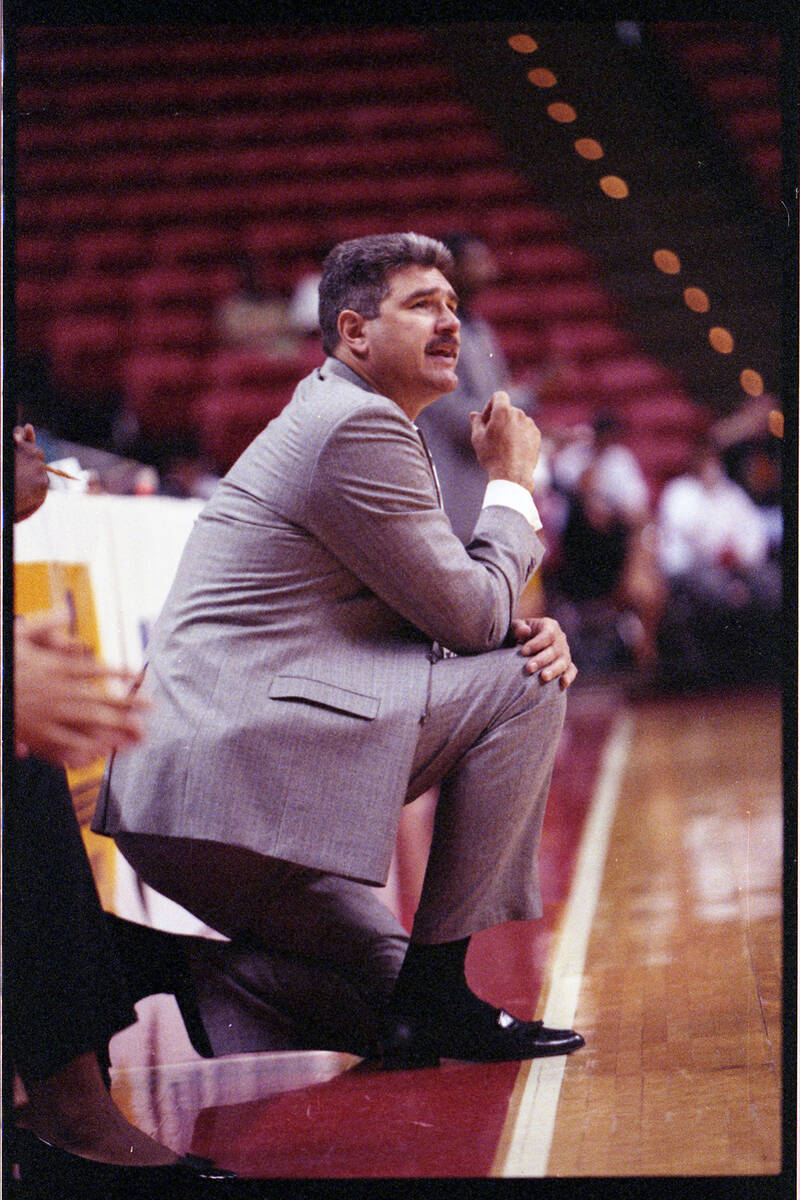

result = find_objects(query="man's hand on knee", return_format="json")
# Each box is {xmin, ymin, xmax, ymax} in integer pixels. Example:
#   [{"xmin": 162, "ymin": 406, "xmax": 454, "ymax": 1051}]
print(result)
[{"xmin": 512, "ymin": 616, "xmax": 578, "ymax": 689}]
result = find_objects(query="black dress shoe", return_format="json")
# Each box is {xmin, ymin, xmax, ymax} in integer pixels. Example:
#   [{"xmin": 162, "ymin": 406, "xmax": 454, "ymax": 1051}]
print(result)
[
  {"xmin": 6, "ymin": 1126, "xmax": 237, "ymax": 1198},
  {"xmin": 381, "ymin": 1007, "xmax": 585, "ymax": 1070}
]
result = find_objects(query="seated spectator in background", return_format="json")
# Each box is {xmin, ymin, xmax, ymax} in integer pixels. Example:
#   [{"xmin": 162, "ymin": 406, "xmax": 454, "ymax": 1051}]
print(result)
[
  {"xmin": 287, "ymin": 239, "xmax": 336, "ymax": 340},
  {"xmin": 655, "ymin": 437, "xmax": 781, "ymax": 689},
  {"xmin": 155, "ymin": 431, "xmax": 220, "ymax": 501},
  {"xmin": 215, "ymin": 252, "xmax": 299, "ymax": 358},
  {"xmin": 415, "ymin": 233, "xmax": 544, "ymax": 617},
  {"xmin": 550, "ymin": 411, "xmax": 649, "ymax": 524},
  {"xmin": 416, "ymin": 233, "xmax": 539, "ymax": 544},
  {"xmin": 710, "ymin": 393, "xmax": 783, "ymax": 560},
  {"xmin": 547, "ymin": 413, "xmax": 666, "ymax": 674}
]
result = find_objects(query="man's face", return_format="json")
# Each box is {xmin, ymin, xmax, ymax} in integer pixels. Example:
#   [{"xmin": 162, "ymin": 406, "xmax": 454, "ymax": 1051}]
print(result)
[{"xmin": 353, "ymin": 265, "xmax": 461, "ymax": 418}]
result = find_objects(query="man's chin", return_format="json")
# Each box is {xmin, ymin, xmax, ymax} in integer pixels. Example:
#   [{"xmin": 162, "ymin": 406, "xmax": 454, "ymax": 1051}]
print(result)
[{"xmin": 435, "ymin": 368, "xmax": 459, "ymax": 392}]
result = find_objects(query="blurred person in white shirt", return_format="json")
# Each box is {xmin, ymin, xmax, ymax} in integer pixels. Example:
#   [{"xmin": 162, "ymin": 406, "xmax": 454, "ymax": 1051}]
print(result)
[{"xmin": 655, "ymin": 438, "xmax": 780, "ymax": 688}]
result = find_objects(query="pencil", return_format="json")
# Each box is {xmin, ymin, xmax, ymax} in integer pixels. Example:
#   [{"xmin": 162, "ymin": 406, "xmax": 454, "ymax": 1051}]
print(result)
[{"xmin": 45, "ymin": 464, "xmax": 80, "ymax": 480}]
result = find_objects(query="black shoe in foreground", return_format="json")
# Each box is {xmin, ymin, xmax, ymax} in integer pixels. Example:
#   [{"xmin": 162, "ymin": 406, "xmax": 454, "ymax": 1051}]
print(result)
[
  {"xmin": 381, "ymin": 1008, "xmax": 585, "ymax": 1070},
  {"xmin": 5, "ymin": 1126, "xmax": 237, "ymax": 1199}
]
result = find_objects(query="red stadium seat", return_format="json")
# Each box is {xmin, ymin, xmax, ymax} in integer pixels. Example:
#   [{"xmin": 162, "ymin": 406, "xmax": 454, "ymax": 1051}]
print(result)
[
  {"xmin": 328, "ymin": 211, "xmax": 423, "ymax": 240},
  {"xmin": 747, "ymin": 143, "xmax": 781, "ymax": 175},
  {"xmin": 151, "ymin": 225, "xmax": 237, "ymax": 268},
  {"xmin": 129, "ymin": 309, "xmax": 214, "ymax": 354},
  {"xmin": 497, "ymin": 242, "xmax": 594, "ymax": 280},
  {"xmin": 536, "ymin": 396, "xmax": 600, "ymax": 432},
  {"xmin": 488, "ymin": 326, "xmax": 551, "ymax": 372},
  {"xmin": 678, "ymin": 39, "xmax": 752, "ymax": 71},
  {"xmin": 71, "ymin": 229, "xmax": 152, "ymax": 276},
  {"xmin": 195, "ymin": 386, "xmax": 294, "ymax": 471},
  {"xmin": 47, "ymin": 311, "xmax": 129, "ymax": 395},
  {"xmin": 35, "ymin": 192, "xmax": 114, "ymax": 234},
  {"xmin": 111, "ymin": 190, "xmax": 191, "ymax": 227},
  {"xmin": 16, "ymin": 277, "xmax": 57, "ymax": 351},
  {"xmin": 342, "ymin": 98, "xmax": 476, "ymax": 136},
  {"xmin": 241, "ymin": 219, "xmax": 327, "ymax": 261},
  {"xmin": 16, "ymin": 232, "xmax": 71, "ymax": 278},
  {"xmin": 543, "ymin": 320, "xmax": 634, "ymax": 360},
  {"xmin": 587, "ymin": 355, "xmax": 672, "ymax": 394},
  {"xmin": 613, "ymin": 389, "xmax": 710, "ymax": 432},
  {"xmin": 129, "ymin": 264, "xmax": 237, "ymax": 312},
  {"xmin": 85, "ymin": 149, "xmax": 165, "ymax": 190},
  {"xmin": 15, "ymin": 195, "xmax": 52, "ymax": 234},
  {"xmin": 481, "ymin": 206, "xmax": 569, "ymax": 242},
  {"xmin": 122, "ymin": 350, "xmax": 210, "ymax": 435},
  {"xmin": 703, "ymin": 74, "xmax": 774, "ymax": 105},
  {"xmin": 624, "ymin": 430, "xmax": 696, "ymax": 485},
  {"xmin": 726, "ymin": 107, "xmax": 781, "ymax": 141},
  {"xmin": 53, "ymin": 272, "xmax": 131, "ymax": 318},
  {"xmin": 477, "ymin": 281, "xmax": 611, "ymax": 324},
  {"xmin": 209, "ymin": 342, "xmax": 322, "ymax": 388}
]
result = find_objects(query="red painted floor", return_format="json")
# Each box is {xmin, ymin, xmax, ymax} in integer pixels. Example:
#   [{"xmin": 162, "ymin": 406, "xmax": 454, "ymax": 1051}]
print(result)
[{"xmin": 181, "ymin": 689, "xmax": 620, "ymax": 1177}]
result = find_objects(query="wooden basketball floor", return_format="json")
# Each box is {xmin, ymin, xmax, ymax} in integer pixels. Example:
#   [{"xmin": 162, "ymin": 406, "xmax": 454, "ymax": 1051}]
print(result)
[{"xmin": 100, "ymin": 684, "xmax": 785, "ymax": 1187}]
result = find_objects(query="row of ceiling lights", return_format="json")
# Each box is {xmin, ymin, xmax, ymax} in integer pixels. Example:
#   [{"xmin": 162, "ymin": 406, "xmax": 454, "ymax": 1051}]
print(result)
[{"xmin": 508, "ymin": 32, "xmax": 767, "ymax": 401}]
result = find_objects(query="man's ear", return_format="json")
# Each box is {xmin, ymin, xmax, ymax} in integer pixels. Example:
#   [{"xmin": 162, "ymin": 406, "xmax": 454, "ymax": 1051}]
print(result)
[{"xmin": 337, "ymin": 309, "xmax": 368, "ymax": 357}]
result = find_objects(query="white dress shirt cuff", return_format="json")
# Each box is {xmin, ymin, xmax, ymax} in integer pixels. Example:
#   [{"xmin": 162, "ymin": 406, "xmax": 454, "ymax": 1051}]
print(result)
[{"xmin": 482, "ymin": 479, "xmax": 543, "ymax": 531}]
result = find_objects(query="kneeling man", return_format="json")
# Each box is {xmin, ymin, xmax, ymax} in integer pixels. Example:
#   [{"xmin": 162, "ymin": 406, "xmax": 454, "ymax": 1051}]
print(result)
[{"xmin": 94, "ymin": 232, "xmax": 583, "ymax": 1068}]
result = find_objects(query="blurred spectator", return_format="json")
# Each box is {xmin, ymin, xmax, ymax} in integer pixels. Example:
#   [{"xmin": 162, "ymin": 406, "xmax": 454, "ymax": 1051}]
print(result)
[
  {"xmin": 547, "ymin": 413, "xmax": 666, "ymax": 674},
  {"xmin": 655, "ymin": 438, "xmax": 780, "ymax": 689},
  {"xmin": 415, "ymin": 234, "xmax": 539, "ymax": 514},
  {"xmin": 550, "ymin": 411, "xmax": 649, "ymax": 523},
  {"xmin": 154, "ymin": 431, "xmax": 220, "ymax": 500},
  {"xmin": 215, "ymin": 252, "xmax": 299, "ymax": 357},
  {"xmin": 416, "ymin": 233, "xmax": 545, "ymax": 616},
  {"xmin": 287, "ymin": 239, "xmax": 336, "ymax": 338},
  {"xmin": 710, "ymin": 393, "xmax": 783, "ymax": 559},
  {"xmin": 287, "ymin": 268, "xmax": 322, "ymax": 337}
]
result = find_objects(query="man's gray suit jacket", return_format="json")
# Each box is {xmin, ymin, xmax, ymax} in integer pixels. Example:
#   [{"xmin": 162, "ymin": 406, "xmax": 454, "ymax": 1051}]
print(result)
[{"xmin": 93, "ymin": 358, "xmax": 544, "ymax": 886}]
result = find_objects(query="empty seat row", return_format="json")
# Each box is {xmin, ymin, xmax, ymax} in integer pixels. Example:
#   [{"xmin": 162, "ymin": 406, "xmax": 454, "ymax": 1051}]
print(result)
[
  {"xmin": 18, "ymin": 26, "xmax": 433, "ymax": 81},
  {"xmin": 19, "ymin": 135, "xmax": 517, "ymax": 204},
  {"xmin": 23, "ymin": 130, "xmax": 505, "ymax": 195},
  {"xmin": 477, "ymin": 280, "xmax": 613, "ymax": 325},
  {"xmin": 18, "ymin": 170, "xmax": 530, "ymax": 237},
  {"xmin": 19, "ymin": 60, "xmax": 454, "ymax": 119},
  {"xmin": 493, "ymin": 319, "xmax": 634, "ymax": 374},
  {"xmin": 17, "ymin": 96, "xmax": 480, "ymax": 158}
]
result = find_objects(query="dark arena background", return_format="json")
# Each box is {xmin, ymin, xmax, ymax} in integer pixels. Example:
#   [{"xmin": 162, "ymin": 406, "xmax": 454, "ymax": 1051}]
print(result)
[{"xmin": 5, "ymin": 16, "xmax": 794, "ymax": 1194}]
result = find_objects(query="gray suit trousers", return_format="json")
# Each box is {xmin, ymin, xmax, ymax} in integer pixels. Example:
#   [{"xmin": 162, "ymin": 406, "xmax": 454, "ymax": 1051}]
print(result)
[{"xmin": 117, "ymin": 645, "xmax": 566, "ymax": 1046}]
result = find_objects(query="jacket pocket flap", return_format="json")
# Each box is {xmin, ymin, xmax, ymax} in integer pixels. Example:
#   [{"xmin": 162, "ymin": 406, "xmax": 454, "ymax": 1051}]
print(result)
[{"xmin": 269, "ymin": 675, "xmax": 380, "ymax": 719}]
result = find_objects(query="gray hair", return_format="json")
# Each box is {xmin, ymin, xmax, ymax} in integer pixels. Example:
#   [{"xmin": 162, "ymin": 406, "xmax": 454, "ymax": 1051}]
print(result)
[{"xmin": 318, "ymin": 232, "xmax": 455, "ymax": 356}]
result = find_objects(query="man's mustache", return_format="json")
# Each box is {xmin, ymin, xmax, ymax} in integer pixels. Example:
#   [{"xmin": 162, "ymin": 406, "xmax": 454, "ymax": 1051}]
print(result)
[{"xmin": 426, "ymin": 338, "xmax": 460, "ymax": 355}]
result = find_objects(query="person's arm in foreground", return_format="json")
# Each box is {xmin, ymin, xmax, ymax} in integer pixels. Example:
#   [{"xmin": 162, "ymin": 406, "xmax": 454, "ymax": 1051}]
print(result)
[{"xmin": 14, "ymin": 611, "xmax": 150, "ymax": 768}]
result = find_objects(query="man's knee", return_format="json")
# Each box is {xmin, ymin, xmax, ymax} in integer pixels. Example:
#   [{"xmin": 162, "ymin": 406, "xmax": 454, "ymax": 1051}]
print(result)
[
  {"xmin": 492, "ymin": 646, "xmax": 567, "ymax": 723},
  {"xmin": 521, "ymin": 672, "xmax": 568, "ymax": 740}
]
